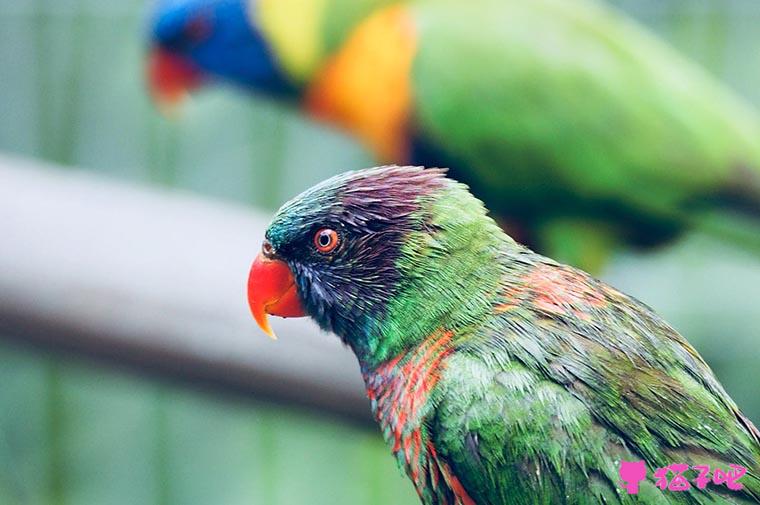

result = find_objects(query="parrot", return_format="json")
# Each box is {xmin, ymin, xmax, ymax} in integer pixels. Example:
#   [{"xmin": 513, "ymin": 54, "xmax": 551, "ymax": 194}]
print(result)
[
  {"xmin": 246, "ymin": 165, "xmax": 760, "ymax": 504},
  {"xmin": 146, "ymin": 0, "xmax": 760, "ymax": 272}
]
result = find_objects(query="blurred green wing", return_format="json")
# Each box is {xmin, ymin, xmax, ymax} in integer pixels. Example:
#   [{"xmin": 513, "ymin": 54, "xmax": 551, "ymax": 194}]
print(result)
[{"xmin": 410, "ymin": 0, "xmax": 760, "ymax": 221}]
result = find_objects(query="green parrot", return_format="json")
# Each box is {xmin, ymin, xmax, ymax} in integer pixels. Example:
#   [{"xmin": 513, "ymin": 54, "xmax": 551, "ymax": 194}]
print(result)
[
  {"xmin": 148, "ymin": 0, "xmax": 760, "ymax": 272},
  {"xmin": 247, "ymin": 165, "xmax": 760, "ymax": 504}
]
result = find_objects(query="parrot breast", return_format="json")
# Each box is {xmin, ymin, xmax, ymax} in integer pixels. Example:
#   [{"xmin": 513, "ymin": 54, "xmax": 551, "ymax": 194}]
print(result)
[{"xmin": 362, "ymin": 329, "xmax": 475, "ymax": 505}]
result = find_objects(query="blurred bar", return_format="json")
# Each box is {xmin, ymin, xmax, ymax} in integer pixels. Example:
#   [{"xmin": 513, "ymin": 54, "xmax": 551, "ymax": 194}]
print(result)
[{"xmin": 0, "ymin": 155, "xmax": 372, "ymax": 424}]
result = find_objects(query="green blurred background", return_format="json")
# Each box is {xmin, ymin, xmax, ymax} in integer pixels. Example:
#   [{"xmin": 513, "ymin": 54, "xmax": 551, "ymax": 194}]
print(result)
[{"xmin": 0, "ymin": 1, "xmax": 759, "ymax": 504}]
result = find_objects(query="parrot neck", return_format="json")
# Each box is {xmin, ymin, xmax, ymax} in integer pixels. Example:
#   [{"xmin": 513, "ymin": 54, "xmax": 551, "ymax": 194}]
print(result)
[{"xmin": 348, "ymin": 186, "xmax": 513, "ymax": 369}]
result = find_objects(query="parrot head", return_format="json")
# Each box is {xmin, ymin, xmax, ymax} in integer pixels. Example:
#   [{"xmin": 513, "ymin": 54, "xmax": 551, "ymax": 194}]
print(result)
[
  {"xmin": 147, "ymin": 0, "xmax": 291, "ymax": 107},
  {"xmin": 247, "ymin": 166, "xmax": 507, "ymax": 361}
]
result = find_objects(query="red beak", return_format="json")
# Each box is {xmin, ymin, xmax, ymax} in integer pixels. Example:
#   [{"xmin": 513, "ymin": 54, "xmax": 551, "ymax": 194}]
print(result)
[
  {"xmin": 147, "ymin": 47, "xmax": 203, "ymax": 109},
  {"xmin": 247, "ymin": 253, "xmax": 306, "ymax": 339}
]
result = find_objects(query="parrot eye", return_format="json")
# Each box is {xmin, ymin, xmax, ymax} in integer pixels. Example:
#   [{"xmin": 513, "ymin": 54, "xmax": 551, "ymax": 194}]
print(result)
[
  {"xmin": 184, "ymin": 15, "xmax": 212, "ymax": 43},
  {"xmin": 314, "ymin": 228, "xmax": 340, "ymax": 253}
]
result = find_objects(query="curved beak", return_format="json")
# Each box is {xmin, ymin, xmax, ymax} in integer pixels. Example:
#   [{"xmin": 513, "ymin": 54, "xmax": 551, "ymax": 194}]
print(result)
[
  {"xmin": 147, "ymin": 47, "xmax": 203, "ymax": 111},
  {"xmin": 247, "ymin": 253, "xmax": 306, "ymax": 339}
]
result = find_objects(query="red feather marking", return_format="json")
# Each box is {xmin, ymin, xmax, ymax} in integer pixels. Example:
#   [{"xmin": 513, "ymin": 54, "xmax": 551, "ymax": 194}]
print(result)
[
  {"xmin": 409, "ymin": 428, "xmax": 427, "ymax": 486},
  {"xmin": 443, "ymin": 469, "xmax": 477, "ymax": 505},
  {"xmin": 363, "ymin": 330, "xmax": 455, "ymax": 495},
  {"xmin": 494, "ymin": 283, "xmax": 527, "ymax": 313},
  {"xmin": 525, "ymin": 265, "xmax": 606, "ymax": 316},
  {"xmin": 496, "ymin": 264, "xmax": 607, "ymax": 320},
  {"xmin": 427, "ymin": 441, "xmax": 476, "ymax": 505}
]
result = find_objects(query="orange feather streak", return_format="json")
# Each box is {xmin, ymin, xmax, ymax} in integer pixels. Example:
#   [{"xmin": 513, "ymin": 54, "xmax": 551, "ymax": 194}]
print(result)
[
  {"xmin": 364, "ymin": 330, "xmax": 475, "ymax": 504},
  {"xmin": 304, "ymin": 5, "xmax": 417, "ymax": 163}
]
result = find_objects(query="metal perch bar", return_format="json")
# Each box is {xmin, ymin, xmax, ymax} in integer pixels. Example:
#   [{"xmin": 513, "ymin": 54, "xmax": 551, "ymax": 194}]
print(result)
[{"xmin": 0, "ymin": 154, "xmax": 372, "ymax": 424}]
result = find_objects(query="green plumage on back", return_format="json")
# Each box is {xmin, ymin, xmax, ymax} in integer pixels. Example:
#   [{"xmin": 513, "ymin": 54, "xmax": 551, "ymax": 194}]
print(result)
[{"xmin": 254, "ymin": 166, "xmax": 760, "ymax": 504}]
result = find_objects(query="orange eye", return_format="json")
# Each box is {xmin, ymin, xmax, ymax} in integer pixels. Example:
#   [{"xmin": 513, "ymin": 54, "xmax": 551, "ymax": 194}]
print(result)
[
  {"xmin": 185, "ymin": 16, "xmax": 211, "ymax": 42},
  {"xmin": 314, "ymin": 228, "xmax": 339, "ymax": 253}
]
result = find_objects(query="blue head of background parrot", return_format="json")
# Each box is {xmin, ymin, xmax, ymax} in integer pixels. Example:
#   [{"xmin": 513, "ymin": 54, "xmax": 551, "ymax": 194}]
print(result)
[{"xmin": 147, "ymin": 0, "xmax": 292, "ymax": 105}]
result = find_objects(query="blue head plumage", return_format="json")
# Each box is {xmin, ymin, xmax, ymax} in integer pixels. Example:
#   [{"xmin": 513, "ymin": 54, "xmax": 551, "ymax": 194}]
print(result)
[{"xmin": 148, "ymin": 0, "xmax": 292, "ymax": 102}]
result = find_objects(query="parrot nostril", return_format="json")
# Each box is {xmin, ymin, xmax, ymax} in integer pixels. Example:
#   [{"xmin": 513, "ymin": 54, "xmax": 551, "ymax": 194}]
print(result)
[{"xmin": 262, "ymin": 240, "xmax": 274, "ymax": 258}]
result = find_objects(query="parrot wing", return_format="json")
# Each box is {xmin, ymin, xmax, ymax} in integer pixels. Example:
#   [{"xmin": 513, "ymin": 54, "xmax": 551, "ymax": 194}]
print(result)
[
  {"xmin": 431, "ymin": 256, "xmax": 760, "ymax": 503},
  {"xmin": 409, "ymin": 0, "xmax": 760, "ymax": 238}
]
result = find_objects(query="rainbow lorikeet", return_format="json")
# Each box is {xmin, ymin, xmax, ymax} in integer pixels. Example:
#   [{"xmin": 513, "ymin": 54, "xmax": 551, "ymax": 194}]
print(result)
[
  {"xmin": 247, "ymin": 166, "xmax": 760, "ymax": 504},
  {"xmin": 147, "ymin": 0, "xmax": 760, "ymax": 272}
]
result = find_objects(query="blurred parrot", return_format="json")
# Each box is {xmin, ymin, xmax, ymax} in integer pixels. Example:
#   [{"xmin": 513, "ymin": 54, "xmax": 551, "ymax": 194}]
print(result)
[
  {"xmin": 147, "ymin": 0, "xmax": 760, "ymax": 272},
  {"xmin": 247, "ymin": 165, "xmax": 760, "ymax": 504}
]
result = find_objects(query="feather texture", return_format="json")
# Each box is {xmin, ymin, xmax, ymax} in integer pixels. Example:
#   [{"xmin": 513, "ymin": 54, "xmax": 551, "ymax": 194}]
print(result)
[{"xmin": 263, "ymin": 166, "xmax": 760, "ymax": 504}]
